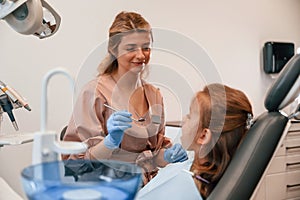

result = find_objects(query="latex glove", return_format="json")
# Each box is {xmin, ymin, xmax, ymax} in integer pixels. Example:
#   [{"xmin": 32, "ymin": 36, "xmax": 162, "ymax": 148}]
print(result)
[
  {"xmin": 104, "ymin": 111, "xmax": 132, "ymax": 149},
  {"xmin": 164, "ymin": 143, "xmax": 188, "ymax": 163}
]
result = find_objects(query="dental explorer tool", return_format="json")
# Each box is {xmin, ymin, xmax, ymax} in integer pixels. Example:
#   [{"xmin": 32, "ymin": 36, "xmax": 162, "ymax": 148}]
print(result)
[{"xmin": 103, "ymin": 103, "xmax": 146, "ymax": 122}]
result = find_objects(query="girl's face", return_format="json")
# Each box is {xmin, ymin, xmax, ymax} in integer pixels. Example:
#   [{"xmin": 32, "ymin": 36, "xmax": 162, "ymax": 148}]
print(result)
[
  {"xmin": 116, "ymin": 31, "xmax": 152, "ymax": 75},
  {"xmin": 181, "ymin": 98, "xmax": 201, "ymax": 150}
]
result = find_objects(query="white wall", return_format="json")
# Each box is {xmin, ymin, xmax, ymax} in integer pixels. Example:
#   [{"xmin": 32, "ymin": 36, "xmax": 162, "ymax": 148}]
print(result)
[{"xmin": 0, "ymin": 0, "xmax": 300, "ymax": 197}]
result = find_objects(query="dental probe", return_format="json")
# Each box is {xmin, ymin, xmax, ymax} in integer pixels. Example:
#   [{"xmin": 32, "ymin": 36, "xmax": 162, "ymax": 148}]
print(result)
[{"xmin": 103, "ymin": 103, "xmax": 145, "ymax": 122}]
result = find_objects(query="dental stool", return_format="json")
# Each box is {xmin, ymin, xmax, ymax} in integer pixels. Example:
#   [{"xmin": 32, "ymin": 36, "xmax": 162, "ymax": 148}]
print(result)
[{"xmin": 207, "ymin": 54, "xmax": 300, "ymax": 199}]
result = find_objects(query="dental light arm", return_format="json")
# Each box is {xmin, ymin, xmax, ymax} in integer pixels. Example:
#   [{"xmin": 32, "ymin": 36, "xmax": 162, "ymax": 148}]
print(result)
[{"xmin": 0, "ymin": 0, "xmax": 61, "ymax": 39}]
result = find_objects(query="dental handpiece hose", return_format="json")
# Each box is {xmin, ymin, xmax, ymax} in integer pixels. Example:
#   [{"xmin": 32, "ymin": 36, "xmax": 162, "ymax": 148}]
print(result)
[
  {"xmin": 0, "ymin": 81, "xmax": 31, "ymax": 111},
  {"xmin": 0, "ymin": 94, "xmax": 19, "ymax": 131}
]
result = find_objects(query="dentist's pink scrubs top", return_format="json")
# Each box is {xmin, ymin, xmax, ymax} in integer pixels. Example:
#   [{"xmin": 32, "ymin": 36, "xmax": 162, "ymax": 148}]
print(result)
[{"xmin": 62, "ymin": 74, "xmax": 172, "ymax": 185}]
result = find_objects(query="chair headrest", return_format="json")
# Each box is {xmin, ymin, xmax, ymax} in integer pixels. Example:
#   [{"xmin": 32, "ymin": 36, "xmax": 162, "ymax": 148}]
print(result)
[{"xmin": 264, "ymin": 54, "xmax": 300, "ymax": 111}]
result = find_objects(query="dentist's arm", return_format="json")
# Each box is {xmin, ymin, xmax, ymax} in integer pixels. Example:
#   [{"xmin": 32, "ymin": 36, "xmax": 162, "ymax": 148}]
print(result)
[
  {"xmin": 104, "ymin": 111, "xmax": 132, "ymax": 149},
  {"xmin": 90, "ymin": 111, "xmax": 132, "ymax": 159}
]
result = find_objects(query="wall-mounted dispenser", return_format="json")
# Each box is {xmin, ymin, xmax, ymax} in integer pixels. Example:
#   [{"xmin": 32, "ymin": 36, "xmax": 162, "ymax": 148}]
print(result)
[{"xmin": 263, "ymin": 41, "xmax": 295, "ymax": 74}]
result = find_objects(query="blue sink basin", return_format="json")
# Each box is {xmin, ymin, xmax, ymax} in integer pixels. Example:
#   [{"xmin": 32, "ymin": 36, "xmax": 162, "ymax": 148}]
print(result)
[{"xmin": 21, "ymin": 160, "xmax": 142, "ymax": 200}]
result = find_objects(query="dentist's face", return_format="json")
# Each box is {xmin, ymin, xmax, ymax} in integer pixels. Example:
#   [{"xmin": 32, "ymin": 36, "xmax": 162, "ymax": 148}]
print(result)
[
  {"xmin": 117, "ymin": 31, "xmax": 152, "ymax": 74},
  {"xmin": 181, "ymin": 98, "xmax": 201, "ymax": 150}
]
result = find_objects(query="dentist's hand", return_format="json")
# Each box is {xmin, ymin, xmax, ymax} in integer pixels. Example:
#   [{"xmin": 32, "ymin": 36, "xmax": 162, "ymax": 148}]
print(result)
[
  {"xmin": 104, "ymin": 111, "xmax": 132, "ymax": 149},
  {"xmin": 164, "ymin": 144, "xmax": 188, "ymax": 163}
]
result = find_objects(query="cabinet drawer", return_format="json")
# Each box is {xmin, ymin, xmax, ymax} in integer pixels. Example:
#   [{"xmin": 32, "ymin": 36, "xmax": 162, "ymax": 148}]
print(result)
[
  {"xmin": 276, "ymin": 138, "xmax": 300, "ymax": 156},
  {"xmin": 266, "ymin": 171, "xmax": 300, "ymax": 199},
  {"xmin": 268, "ymin": 155, "xmax": 300, "ymax": 174},
  {"xmin": 286, "ymin": 131, "xmax": 300, "ymax": 140},
  {"xmin": 289, "ymin": 121, "xmax": 300, "ymax": 132}
]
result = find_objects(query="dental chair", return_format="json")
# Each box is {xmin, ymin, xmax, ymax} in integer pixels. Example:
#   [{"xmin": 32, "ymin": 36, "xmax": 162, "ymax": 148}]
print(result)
[{"xmin": 207, "ymin": 54, "xmax": 300, "ymax": 200}]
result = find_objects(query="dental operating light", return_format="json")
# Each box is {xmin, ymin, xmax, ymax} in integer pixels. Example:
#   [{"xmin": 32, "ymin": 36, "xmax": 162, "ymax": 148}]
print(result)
[{"xmin": 0, "ymin": 0, "xmax": 61, "ymax": 39}]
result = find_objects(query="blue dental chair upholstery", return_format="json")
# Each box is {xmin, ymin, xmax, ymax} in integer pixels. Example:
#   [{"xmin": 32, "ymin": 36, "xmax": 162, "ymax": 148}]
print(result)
[{"xmin": 207, "ymin": 54, "xmax": 300, "ymax": 200}]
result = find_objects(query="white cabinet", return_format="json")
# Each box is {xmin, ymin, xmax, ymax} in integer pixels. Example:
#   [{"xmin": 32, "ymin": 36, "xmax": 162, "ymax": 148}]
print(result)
[{"xmin": 252, "ymin": 121, "xmax": 300, "ymax": 200}]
